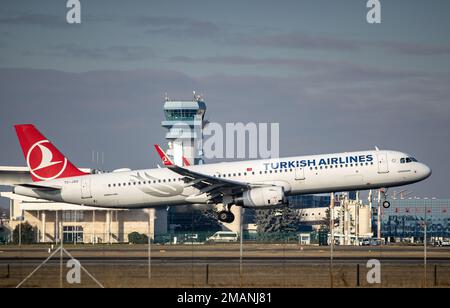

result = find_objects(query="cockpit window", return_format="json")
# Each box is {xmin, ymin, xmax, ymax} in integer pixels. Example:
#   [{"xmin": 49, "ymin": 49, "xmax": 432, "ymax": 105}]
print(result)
[{"xmin": 400, "ymin": 157, "xmax": 418, "ymax": 164}]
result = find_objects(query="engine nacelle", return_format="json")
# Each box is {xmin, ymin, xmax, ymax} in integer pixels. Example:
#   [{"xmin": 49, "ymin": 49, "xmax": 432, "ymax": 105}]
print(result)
[{"xmin": 235, "ymin": 186, "xmax": 286, "ymax": 208}]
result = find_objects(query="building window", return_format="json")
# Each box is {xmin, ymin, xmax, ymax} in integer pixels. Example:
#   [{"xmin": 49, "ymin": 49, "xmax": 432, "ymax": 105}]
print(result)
[
  {"xmin": 63, "ymin": 226, "xmax": 83, "ymax": 244},
  {"xmin": 62, "ymin": 211, "xmax": 84, "ymax": 222}
]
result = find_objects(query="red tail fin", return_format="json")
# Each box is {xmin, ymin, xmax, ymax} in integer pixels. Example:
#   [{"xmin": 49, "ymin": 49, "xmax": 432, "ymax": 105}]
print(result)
[
  {"xmin": 14, "ymin": 124, "xmax": 88, "ymax": 182},
  {"xmin": 154, "ymin": 144, "xmax": 174, "ymax": 166},
  {"xmin": 154, "ymin": 144, "xmax": 191, "ymax": 166},
  {"xmin": 182, "ymin": 156, "xmax": 191, "ymax": 167}
]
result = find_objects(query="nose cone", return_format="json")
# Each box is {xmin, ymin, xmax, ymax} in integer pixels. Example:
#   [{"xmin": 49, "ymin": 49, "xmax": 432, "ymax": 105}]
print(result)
[{"xmin": 418, "ymin": 163, "xmax": 432, "ymax": 180}]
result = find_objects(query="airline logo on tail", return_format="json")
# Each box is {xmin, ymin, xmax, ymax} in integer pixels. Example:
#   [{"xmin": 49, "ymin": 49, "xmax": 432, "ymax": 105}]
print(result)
[
  {"xmin": 27, "ymin": 140, "xmax": 68, "ymax": 180},
  {"xmin": 15, "ymin": 124, "xmax": 88, "ymax": 182},
  {"xmin": 154, "ymin": 144, "xmax": 190, "ymax": 166}
]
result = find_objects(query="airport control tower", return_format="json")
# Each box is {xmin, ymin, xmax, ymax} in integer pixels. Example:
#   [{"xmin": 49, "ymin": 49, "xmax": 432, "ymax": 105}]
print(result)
[
  {"xmin": 161, "ymin": 92, "xmax": 207, "ymax": 166},
  {"xmin": 161, "ymin": 92, "xmax": 242, "ymax": 233}
]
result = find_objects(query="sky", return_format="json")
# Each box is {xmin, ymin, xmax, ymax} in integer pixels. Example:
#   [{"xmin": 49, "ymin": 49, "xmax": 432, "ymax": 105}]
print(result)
[{"xmin": 0, "ymin": 0, "xmax": 450, "ymax": 210}]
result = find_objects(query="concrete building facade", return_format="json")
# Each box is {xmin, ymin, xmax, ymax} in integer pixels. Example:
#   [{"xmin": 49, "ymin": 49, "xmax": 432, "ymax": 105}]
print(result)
[{"xmin": 4, "ymin": 193, "xmax": 167, "ymax": 243}]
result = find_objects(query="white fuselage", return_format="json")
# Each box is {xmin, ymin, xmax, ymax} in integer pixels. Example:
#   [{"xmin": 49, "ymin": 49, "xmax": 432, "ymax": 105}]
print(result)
[{"xmin": 14, "ymin": 150, "xmax": 431, "ymax": 209}]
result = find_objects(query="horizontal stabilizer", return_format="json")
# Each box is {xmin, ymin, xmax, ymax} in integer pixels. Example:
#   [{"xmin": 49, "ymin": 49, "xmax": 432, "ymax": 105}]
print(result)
[{"xmin": 16, "ymin": 183, "xmax": 62, "ymax": 191}]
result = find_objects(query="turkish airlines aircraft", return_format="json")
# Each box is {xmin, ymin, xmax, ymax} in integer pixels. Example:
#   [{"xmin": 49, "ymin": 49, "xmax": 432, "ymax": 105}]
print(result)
[{"xmin": 12, "ymin": 124, "xmax": 431, "ymax": 223}]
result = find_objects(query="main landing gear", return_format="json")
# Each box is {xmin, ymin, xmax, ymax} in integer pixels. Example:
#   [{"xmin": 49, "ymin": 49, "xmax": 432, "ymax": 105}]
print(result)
[
  {"xmin": 217, "ymin": 204, "xmax": 235, "ymax": 223},
  {"xmin": 218, "ymin": 210, "xmax": 235, "ymax": 223},
  {"xmin": 380, "ymin": 188, "xmax": 391, "ymax": 208}
]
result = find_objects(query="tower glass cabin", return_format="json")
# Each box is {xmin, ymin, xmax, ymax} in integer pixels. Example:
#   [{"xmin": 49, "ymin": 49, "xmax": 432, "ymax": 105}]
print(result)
[{"xmin": 161, "ymin": 93, "xmax": 207, "ymax": 166}]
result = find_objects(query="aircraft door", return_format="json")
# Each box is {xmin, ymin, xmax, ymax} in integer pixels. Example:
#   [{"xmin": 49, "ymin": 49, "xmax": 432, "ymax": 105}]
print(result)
[
  {"xmin": 377, "ymin": 153, "xmax": 389, "ymax": 174},
  {"xmin": 81, "ymin": 178, "xmax": 92, "ymax": 199},
  {"xmin": 295, "ymin": 166, "xmax": 305, "ymax": 180}
]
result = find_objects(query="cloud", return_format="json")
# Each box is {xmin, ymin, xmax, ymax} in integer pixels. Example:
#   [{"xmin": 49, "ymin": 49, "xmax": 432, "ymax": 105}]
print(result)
[
  {"xmin": 229, "ymin": 31, "xmax": 450, "ymax": 56},
  {"xmin": 0, "ymin": 14, "xmax": 64, "ymax": 28},
  {"xmin": 45, "ymin": 45, "xmax": 156, "ymax": 61},
  {"xmin": 375, "ymin": 41, "xmax": 450, "ymax": 56},
  {"xmin": 234, "ymin": 32, "xmax": 361, "ymax": 51},
  {"xmin": 170, "ymin": 55, "xmax": 425, "ymax": 82},
  {"xmin": 129, "ymin": 16, "xmax": 221, "ymax": 38}
]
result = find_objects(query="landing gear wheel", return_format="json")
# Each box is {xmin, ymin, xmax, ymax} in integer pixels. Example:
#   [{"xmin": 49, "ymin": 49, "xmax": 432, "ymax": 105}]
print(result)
[
  {"xmin": 218, "ymin": 210, "xmax": 235, "ymax": 223},
  {"xmin": 382, "ymin": 201, "xmax": 391, "ymax": 209}
]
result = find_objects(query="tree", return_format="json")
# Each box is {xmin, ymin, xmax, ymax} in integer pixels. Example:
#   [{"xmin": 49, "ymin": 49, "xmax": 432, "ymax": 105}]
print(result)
[
  {"xmin": 177, "ymin": 209, "xmax": 222, "ymax": 232},
  {"xmin": 128, "ymin": 232, "xmax": 149, "ymax": 244},
  {"xmin": 12, "ymin": 222, "xmax": 36, "ymax": 244},
  {"xmin": 255, "ymin": 205, "xmax": 300, "ymax": 241}
]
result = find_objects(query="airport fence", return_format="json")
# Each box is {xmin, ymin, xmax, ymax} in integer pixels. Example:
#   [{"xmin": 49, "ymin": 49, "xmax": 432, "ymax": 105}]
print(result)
[{"xmin": 0, "ymin": 230, "xmax": 321, "ymax": 245}]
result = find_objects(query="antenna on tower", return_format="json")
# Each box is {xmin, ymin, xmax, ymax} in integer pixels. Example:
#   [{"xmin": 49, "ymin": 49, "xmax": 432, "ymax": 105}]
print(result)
[{"xmin": 164, "ymin": 92, "xmax": 169, "ymax": 101}]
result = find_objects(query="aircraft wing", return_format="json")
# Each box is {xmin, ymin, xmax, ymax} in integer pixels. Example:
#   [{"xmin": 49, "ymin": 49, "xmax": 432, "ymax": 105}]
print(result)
[{"xmin": 167, "ymin": 165, "xmax": 250, "ymax": 201}]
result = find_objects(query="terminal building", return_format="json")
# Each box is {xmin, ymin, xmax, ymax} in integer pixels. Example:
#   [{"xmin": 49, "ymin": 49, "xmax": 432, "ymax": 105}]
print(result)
[
  {"xmin": 1, "ymin": 169, "xmax": 167, "ymax": 244},
  {"xmin": 381, "ymin": 198, "xmax": 450, "ymax": 242}
]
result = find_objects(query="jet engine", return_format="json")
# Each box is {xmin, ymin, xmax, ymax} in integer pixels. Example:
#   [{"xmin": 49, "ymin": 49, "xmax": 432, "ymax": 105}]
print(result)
[{"xmin": 234, "ymin": 186, "xmax": 286, "ymax": 208}]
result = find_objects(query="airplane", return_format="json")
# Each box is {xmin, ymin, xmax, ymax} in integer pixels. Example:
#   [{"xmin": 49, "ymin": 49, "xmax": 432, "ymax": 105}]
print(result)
[
  {"xmin": 11, "ymin": 124, "xmax": 431, "ymax": 223},
  {"xmin": 154, "ymin": 144, "xmax": 190, "ymax": 167}
]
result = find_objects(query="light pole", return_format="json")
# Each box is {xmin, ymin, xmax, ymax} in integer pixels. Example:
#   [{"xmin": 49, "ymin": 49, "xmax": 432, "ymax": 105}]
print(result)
[
  {"xmin": 423, "ymin": 205, "xmax": 428, "ymax": 288},
  {"xmin": 329, "ymin": 192, "xmax": 335, "ymax": 288}
]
